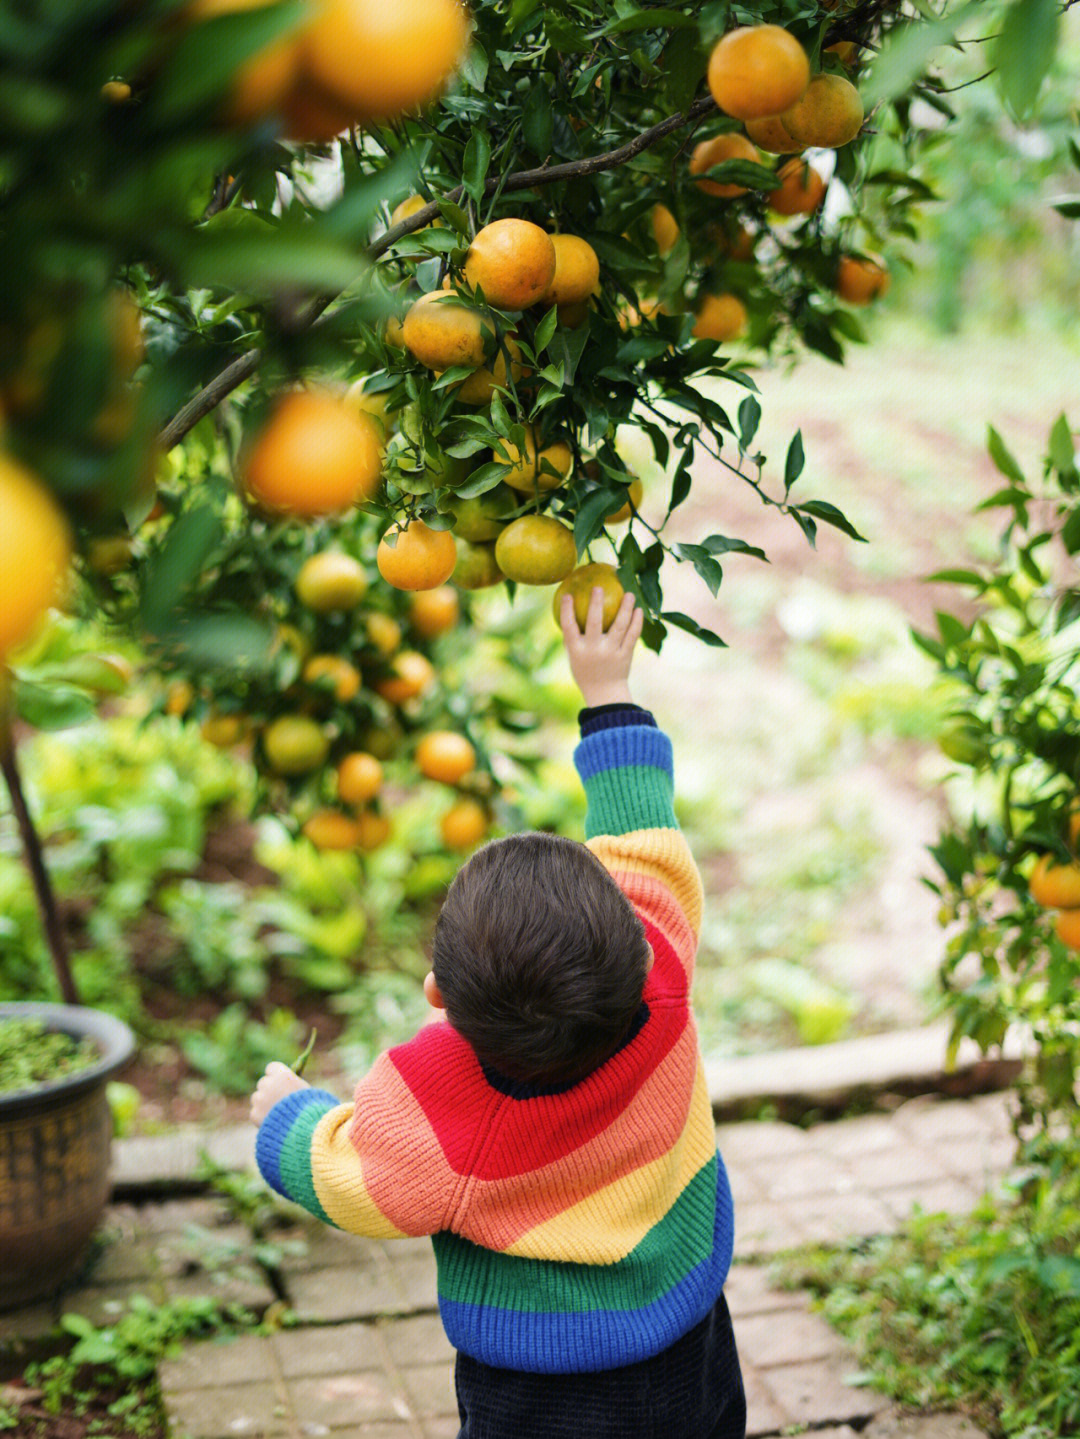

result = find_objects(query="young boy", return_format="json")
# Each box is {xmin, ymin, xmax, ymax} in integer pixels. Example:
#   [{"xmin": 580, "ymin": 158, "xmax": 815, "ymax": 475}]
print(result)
[{"xmin": 250, "ymin": 588, "xmax": 745, "ymax": 1439}]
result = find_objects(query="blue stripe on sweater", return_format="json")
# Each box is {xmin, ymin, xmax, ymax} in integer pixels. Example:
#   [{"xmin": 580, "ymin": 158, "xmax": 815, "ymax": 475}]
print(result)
[
  {"xmin": 573, "ymin": 724, "xmax": 673, "ymax": 782},
  {"xmin": 436, "ymin": 1154, "xmax": 734, "ymax": 1374},
  {"xmin": 255, "ymin": 1087, "xmax": 340, "ymax": 1198}
]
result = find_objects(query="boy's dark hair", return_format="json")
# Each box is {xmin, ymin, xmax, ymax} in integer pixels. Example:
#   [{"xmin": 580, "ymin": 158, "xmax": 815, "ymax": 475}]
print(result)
[{"xmin": 431, "ymin": 832, "xmax": 651, "ymax": 1086}]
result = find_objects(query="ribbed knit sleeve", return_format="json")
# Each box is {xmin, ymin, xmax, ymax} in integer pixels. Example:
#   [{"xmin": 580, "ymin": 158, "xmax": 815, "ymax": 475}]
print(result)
[
  {"xmin": 254, "ymin": 1046, "xmax": 457, "ymax": 1239},
  {"xmin": 574, "ymin": 718, "xmax": 704, "ymax": 974}
]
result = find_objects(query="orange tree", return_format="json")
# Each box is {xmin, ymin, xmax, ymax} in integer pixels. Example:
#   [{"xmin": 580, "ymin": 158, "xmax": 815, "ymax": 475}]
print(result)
[{"xmin": 0, "ymin": 0, "xmax": 1072, "ymax": 999}]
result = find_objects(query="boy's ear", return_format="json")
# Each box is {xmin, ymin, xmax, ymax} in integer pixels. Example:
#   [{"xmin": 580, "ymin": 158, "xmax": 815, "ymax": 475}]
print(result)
[
  {"xmin": 645, "ymin": 942, "xmax": 655, "ymax": 973},
  {"xmin": 423, "ymin": 971, "xmax": 446, "ymax": 1010}
]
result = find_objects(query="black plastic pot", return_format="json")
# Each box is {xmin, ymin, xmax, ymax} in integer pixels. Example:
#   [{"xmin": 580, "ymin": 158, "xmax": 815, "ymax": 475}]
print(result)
[{"xmin": 0, "ymin": 1002, "xmax": 135, "ymax": 1311}]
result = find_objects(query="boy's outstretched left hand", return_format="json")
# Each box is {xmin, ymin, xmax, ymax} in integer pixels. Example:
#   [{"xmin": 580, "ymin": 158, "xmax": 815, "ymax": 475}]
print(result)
[
  {"xmin": 561, "ymin": 587, "xmax": 643, "ymax": 708},
  {"xmin": 250, "ymin": 1061, "xmax": 310, "ymax": 1125}
]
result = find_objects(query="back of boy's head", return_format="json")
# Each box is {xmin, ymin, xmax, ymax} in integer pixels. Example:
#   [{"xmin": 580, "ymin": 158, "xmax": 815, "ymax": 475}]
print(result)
[{"xmin": 431, "ymin": 832, "xmax": 651, "ymax": 1086}]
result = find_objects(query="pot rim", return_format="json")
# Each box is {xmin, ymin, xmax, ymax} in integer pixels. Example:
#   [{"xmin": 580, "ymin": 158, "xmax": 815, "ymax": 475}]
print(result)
[{"xmin": 0, "ymin": 1002, "xmax": 136, "ymax": 1111}]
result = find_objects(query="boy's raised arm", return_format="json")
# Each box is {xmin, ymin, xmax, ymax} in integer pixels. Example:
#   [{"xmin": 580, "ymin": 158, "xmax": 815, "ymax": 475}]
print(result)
[{"xmin": 562, "ymin": 589, "xmax": 704, "ymax": 972}]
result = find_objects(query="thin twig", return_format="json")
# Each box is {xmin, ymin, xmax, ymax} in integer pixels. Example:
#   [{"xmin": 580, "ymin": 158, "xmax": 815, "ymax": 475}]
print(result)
[{"xmin": 157, "ymin": 95, "xmax": 718, "ymax": 450}]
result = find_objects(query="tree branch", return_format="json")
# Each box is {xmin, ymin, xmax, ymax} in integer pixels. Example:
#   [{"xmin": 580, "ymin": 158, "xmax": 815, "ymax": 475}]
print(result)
[{"xmin": 156, "ymin": 95, "xmax": 719, "ymax": 451}]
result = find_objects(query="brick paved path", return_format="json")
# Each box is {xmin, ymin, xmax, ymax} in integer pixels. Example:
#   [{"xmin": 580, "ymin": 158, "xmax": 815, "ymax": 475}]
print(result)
[{"xmin": 1, "ymin": 1091, "xmax": 1012, "ymax": 1439}]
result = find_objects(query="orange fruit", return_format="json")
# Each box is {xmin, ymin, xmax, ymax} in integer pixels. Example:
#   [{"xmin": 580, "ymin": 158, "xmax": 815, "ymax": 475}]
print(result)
[
  {"xmin": 768, "ymin": 159, "xmax": 826, "ymax": 216},
  {"xmin": 651, "ymin": 204, "xmax": 679, "ymax": 257},
  {"xmin": 303, "ymin": 810, "xmax": 363, "ymax": 850},
  {"xmin": 449, "ymin": 486, "xmax": 517, "ymax": 542},
  {"xmin": 300, "ymin": 0, "xmax": 469, "ymax": 123},
  {"xmin": 201, "ymin": 711, "xmax": 248, "ymax": 747},
  {"xmin": 262, "ymin": 714, "xmax": 330, "ymax": 775},
  {"xmin": 373, "ymin": 650, "xmax": 436, "ymax": 704},
  {"xmin": 744, "ymin": 113, "xmax": 802, "ymax": 154},
  {"xmin": 164, "ymin": 679, "xmax": 195, "ymax": 717},
  {"xmin": 536, "ymin": 235, "xmax": 600, "ymax": 308},
  {"xmin": 303, "ymin": 654, "xmax": 362, "ymax": 702},
  {"xmin": 390, "ymin": 193, "xmax": 441, "ymax": 230},
  {"xmin": 494, "ymin": 432, "xmax": 573, "ymax": 493},
  {"xmin": 1030, "ymin": 855, "xmax": 1080, "ymax": 909},
  {"xmin": 402, "ymin": 291, "xmax": 487, "ymax": 370},
  {"xmin": 187, "ymin": 0, "xmax": 301, "ymax": 124},
  {"xmin": 452, "ymin": 335, "xmax": 524, "ymax": 405},
  {"xmin": 826, "ymin": 40, "xmax": 858, "ymax": 67},
  {"xmin": 416, "ymin": 730, "xmax": 477, "ymax": 784},
  {"xmin": 553, "ymin": 563, "xmax": 624, "ymax": 630},
  {"xmin": 707, "ymin": 24, "xmax": 810, "ymax": 121},
  {"xmin": 608, "ymin": 477, "xmax": 644, "ymax": 524},
  {"xmin": 409, "ymin": 586, "xmax": 460, "ymax": 637},
  {"xmin": 0, "ymin": 454, "xmax": 71, "ymax": 660},
  {"xmin": 835, "ymin": 255, "xmax": 890, "ymax": 304},
  {"xmin": 780, "ymin": 73, "xmax": 864, "ymax": 149},
  {"xmin": 440, "ymin": 797, "xmax": 488, "ymax": 849},
  {"xmin": 295, "ymin": 551, "xmax": 368, "ymax": 611},
  {"xmin": 364, "ymin": 612, "xmax": 402, "ymax": 656},
  {"xmin": 356, "ymin": 809, "xmax": 392, "ymax": 850},
  {"xmin": 692, "ymin": 293, "xmax": 748, "ymax": 343},
  {"xmin": 337, "ymin": 751, "xmax": 384, "ymax": 804},
  {"xmin": 101, "ymin": 80, "xmax": 132, "ymax": 103},
  {"xmin": 452, "ymin": 540, "xmax": 503, "ymax": 590},
  {"xmin": 710, "ymin": 223, "xmax": 757, "ymax": 261},
  {"xmin": 494, "ymin": 514, "xmax": 576, "ymax": 585},
  {"xmin": 558, "ymin": 300, "xmax": 591, "ymax": 329},
  {"xmin": 1054, "ymin": 908, "xmax": 1080, "ymax": 949},
  {"xmin": 463, "ymin": 219, "xmax": 556, "ymax": 310},
  {"xmin": 278, "ymin": 75, "xmax": 355, "ymax": 141},
  {"xmin": 377, "ymin": 518, "xmax": 457, "ymax": 591},
  {"xmin": 690, "ymin": 134, "xmax": 761, "ymax": 198},
  {"xmin": 242, "ymin": 390, "xmax": 383, "ymax": 517}
]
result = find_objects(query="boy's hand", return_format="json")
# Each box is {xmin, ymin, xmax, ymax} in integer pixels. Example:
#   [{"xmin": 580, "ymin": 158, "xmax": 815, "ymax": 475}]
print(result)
[
  {"xmin": 561, "ymin": 587, "xmax": 644, "ymax": 708},
  {"xmin": 250, "ymin": 1062, "xmax": 310, "ymax": 1125}
]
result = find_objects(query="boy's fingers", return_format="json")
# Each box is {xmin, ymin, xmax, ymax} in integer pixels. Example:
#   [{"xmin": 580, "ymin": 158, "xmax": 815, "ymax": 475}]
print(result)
[
  {"xmin": 585, "ymin": 585, "xmax": 606, "ymax": 637},
  {"xmin": 559, "ymin": 591, "xmax": 583, "ymax": 642},
  {"xmin": 609, "ymin": 590, "xmax": 637, "ymax": 644}
]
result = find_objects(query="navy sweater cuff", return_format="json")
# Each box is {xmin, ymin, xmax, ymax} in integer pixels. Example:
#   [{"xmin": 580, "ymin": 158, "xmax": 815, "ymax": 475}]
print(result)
[{"xmin": 578, "ymin": 703, "xmax": 657, "ymax": 737}]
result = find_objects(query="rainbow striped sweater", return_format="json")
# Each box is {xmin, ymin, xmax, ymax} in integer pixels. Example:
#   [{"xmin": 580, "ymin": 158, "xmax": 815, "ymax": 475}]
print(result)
[{"xmin": 255, "ymin": 706, "xmax": 734, "ymax": 1375}]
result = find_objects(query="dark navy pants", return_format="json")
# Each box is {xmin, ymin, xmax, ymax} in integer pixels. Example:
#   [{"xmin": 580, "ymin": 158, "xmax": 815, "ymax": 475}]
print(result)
[{"xmin": 454, "ymin": 1292, "xmax": 746, "ymax": 1439}]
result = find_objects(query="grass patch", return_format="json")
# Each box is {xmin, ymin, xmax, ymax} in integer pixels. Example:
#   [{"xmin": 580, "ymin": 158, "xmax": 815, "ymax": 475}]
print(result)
[{"xmin": 774, "ymin": 1133, "xmax": 1080, "ymax": 1438}]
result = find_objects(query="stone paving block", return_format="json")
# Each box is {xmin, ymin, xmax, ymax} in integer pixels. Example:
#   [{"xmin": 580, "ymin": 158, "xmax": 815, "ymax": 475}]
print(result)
[
  {"xmin": 162, "ymin": 1379, "xmax": 291, "ymax": 1438},
  {"xmin": 274, "ymin": 1322, "xmax": 382, "ymax": 1380},
  {"xmin": 734, "ymin": 1201, "xmax": 811, "ymax": 1257},
  {"xmin": 743, "ymin": 1365, "xmax": 788, "ymax": 1436},
  {"xmin": 736, "ymin": 1306, "xmax": 846, "ymax": 1368},
  {"xmin": 761, "ymin": 1355, "xmax": 889, "ymax": 1426},
  {"xmin": 288, "ymin": 1372, "xmax": 412, "ymax": 1427},
  {"xmin": 797, "ymin": 1190, "xmax": 896, "ymax": 1244},
  {"xmin": 383, "ymin": 1255, "xmax": 438, "ymax": 1312},
  {"xmin": 287, "ymin": 1266, "xmax": 406, "ymax": 1325},
  {"xmin": 764, "ymin": 1151, "xmax": 859, "ymax": 1202},
  {"xmin": 65, "ymin": 1280, "xmax": 167, "ymax": 1327},
  {"xmin": 165, "ymin": 1268, "xmax": 276, "ymax": 1313},
  {"xmin": 933, "ymin": 1133, "xmax": 1009, "ymax": 1189},
  {"xmin": 877, "ymin": 1178, "xmax": 983, "ymax": 1226},
  {"xmin": 0, "ymin": 1301, "xmax": 57, "ymax": 1343},
  {"xmin": 312, "ymin": 1427, "xmax": 415, "ymax": 1439},
  {"xmin": 277, "ymin": 1225, "xmax": 387, "ymax": 1274},
  {"xmin": 137, "ymin": 1196, "xmax": 227, "ymax": 1233},
  {"xmin": 724, "ymin": 1262, "xmax": 801, "ymax": 1318},
  {"xmin": 399, "ymin": 1361, "xmax": 458, "ymax": 1420},
  {"xmin": 894, "ymin": 1094, "xmax": 1010, "ymax": 1146},
  {"xmin": 717, "ymin": 1120, "xmax": 812, "ymax": 1162},
  {"xmin": 725, "ymin": 1163, "xmax": 769, "ymax": 1206},
  {"xmin": 818, "ymin": 1113, "xmax": 905, "ymax": 1159},
  {"xmin": 380, "ymin": 1314, "xmax": 455, "ymax": 1370},
  {"xmin": 162, "ymin": 1332, "xmax": 278, "ymax": 1390},
  {"xmin": 864, "ymin": 1409, "xmax": 990, "ymax": 1439},
  {"xmin": 841, "ymin": 1142, "xmax": 951, "ymax": 1192},
  {"xmin": 420, "ymin": 1420, "xmax": 460, "ymax": 1439}
]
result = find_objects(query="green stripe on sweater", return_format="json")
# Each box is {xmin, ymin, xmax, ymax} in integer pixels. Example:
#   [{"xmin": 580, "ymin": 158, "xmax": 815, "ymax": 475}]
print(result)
[
  {"xmin": 583, "ymin": 763, "xmax": 677, "ymax": 839},
  {"xmin": 433, "ymin": 1156, "xmax": 717, "ymax": 1313},
  {"xmin": 280, "ymin": 1104, "xmax": 337, "ymax": 1227}
]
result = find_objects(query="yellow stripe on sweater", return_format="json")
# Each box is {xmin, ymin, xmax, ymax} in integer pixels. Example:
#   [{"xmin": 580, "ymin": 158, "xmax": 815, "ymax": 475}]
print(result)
[
  {"xmin": 503, "ymin": 1061, "xmax": 716, "ymax": 1264},
  {"xmin": 310, "ymin": 1104, "xmax": 409, "ymax": 1239},
  {"xmin": 588, "ymin": 829, "xmax": 704, "ymax": 937}
]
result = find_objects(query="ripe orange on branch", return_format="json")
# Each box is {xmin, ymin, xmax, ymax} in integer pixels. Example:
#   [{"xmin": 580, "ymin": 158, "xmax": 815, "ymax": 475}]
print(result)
[
  {"xmin": 377, "ymin": 519, "xmax": 457, "ymax": 591},
  {"xmin": 302, "ymin": 654, "xmax": 362, "ymax": 702},
  {"xmin": 300, "ymin": 0, "xmax": 469, "ymax": 124},
  {"xmin": 452, "ymin": 540, "xmax": 504, "ymax": 590},
  {"xmin": 553, "ymin": 563, "xmax": 624, "ymax": 631},
  {"xmin": 536, "ymin": 235, "xmax": 600, "ymax": 308},
  {"xmin": 187, "ymin": 0, "xmax": 301, "ymax": 125},
  {"xmin": 768, "ymin": 159, "xmax": 826, "ymax": 216},
  {"xmin": 651, "ymin": 205, "xmax": 679, "ymax": 257},
  {"xmin": 692, "ymin": 293, "xmax": 748, "ymax": 343},
  {"xmin": 0, "ymin": 454, "xmax": 71, "ymax": 660},
  {"xmin": 835, "ymin": 255, "xmax": 890, "ymax": 304},
  {"xmin": 707, "ymin": 25, "xmax": 810, "ymax": 121},
  {"xmin": 690, "ymin": 134, "xmax": 761, "ymax": 198},
  {"xmin": 494, "ymin": 515, "xmax": 577, "ymax": 585},
  {"xmin": 262, "ymin": 714, "xmax": 330, "ymax": 776},
  {"xmin": 409, "ymin": 586, "xmax": 460, "ymax": 637},
  {"xmin": 373, "ymin": 650, "xmax": 436, "ymax": 704},
  {"xmin": 440, "ymin": 797, "xmax": 488, "ymax": 850},
  {"xmin": 494, "ymin": 432, "xmax": 573, "ymax": 493},
  {"xmin": 295, "ymin": 551, "xmax": 368, "ymax": 612},
  {"xmin": 463, "ymin": 219, "xmax": 556, "ymax": 310},
  {"xmin": 780, "ymin": 73, "xmax": 864, "ymax": 149},
  {"xmin": 403, "ymin": 292, "xmax": 487, "ymax": 370},
  {"xmin": 303, "ymin": 810, "xmax": 364, "ymax": 850},
  {"xmin": 242, "ymin": 390, "xmax": 383, "ymax": 518},
  {"xmin": 1029, "ymin": 855, "xmax": 1080, "ymax": 910},
  {"xmin": 416, "ymin": 731, "xmax": 477, "ymax": 784},
  {"xmin": 744, "ymin": 113, "xmax": 801, "ymax": 154},
  {"xmin": 337, "ymin": 751, "xmax": 384, "ymax": 804}
]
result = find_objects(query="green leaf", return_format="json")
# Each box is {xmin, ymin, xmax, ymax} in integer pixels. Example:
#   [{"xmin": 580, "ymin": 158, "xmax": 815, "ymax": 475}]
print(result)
[
  {"xmin": 450, "ymin": 461, "xmax": 508, "ymax": 499},
  {"xmin": 600, "ymin": 9, "xmax": 697, "ymax": 35},
  {"xmin": 738, "ymin": 395, "xmax": 761, "ymax": 450},
  {"xmin": 534, "ymin": 305, "xmax": 559, "ymax": 353},
  {"xmin": 14, "ymin": 680, "xmax": 96, "ymax": 731},
  {"xmin": 661, "ymin": 611, "xmax": 726, "ymax": 647},
  {"xmin": 574, "ymin": 489, "xmax": 620, "ymax": 553},
  {"xmin": 171, "ymin": 229, "xmax": 368, "ymax": 295},
  {"xmin": 992, "ymin": 0, "xmax": 1059, "ymax": 118},
  {"xmin": 1053, "ymin": 198, "xmax": 1080, "ymax": 220},
  {"xmin": 796, "ymin": 501, "xmax": 867, "ymax": 543},
  {"xmin": 784, "ymin": 430, "xmax": 805, "ymax": 491},
  {"xmin": 460, "ymin": 40, "xmax": 489, "ymax": 92},
  {"xmin": 926, "ymin": 569, "xmax": 985, "ymax": 587},
  {"xmin": 987, "ymin": 425, "xmax": 1026, "ymax": 485},
  {"xmin": 701, "ymin": 534, "xmax": 767, "ymax": 562},
  {"xmin": 140, "ymin": 505, "xmax": 223, "ymax": 628},
  {"xmin": 153, "ymin": 613, "xmax": 275, "ymax": 672},
  {"xmin": 864, "ymin": 2, "xmax": 979, "ymax": 106},
  {"xmin": 549, "ymin": 324, "xmax": 590, "ymax": 384},
  {"xmin": 1049, "ymin": 414, "xmax": 1077, "ymax": 477},
  {"xmin": 463, "ymin": 129, "xmax": 492, "ymax": 204},
  {"xmin": 522, "ymin": 83, "xmax": 553, "ymax": 160}
]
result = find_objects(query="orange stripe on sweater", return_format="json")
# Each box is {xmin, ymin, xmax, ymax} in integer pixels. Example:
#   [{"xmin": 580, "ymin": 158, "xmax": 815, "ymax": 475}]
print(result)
[{"xmin": 588, "ymin": 829, "xmax": 704, "ymax": 938}]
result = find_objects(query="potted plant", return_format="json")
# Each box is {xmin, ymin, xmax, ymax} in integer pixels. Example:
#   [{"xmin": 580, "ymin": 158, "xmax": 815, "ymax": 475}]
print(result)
[{"xmin": 0, "ymin": 672, "xmax": 136, "ymax": 1310}]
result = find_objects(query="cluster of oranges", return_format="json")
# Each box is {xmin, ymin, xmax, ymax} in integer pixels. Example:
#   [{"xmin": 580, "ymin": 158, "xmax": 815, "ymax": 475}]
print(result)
[
  {"xmin": 1028, "ymin": 814, "xmax": 1080, "ymax": 949},
  {"xmin": 650, "ymin": 22, "xmax": 888, "ymax": 342}
]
